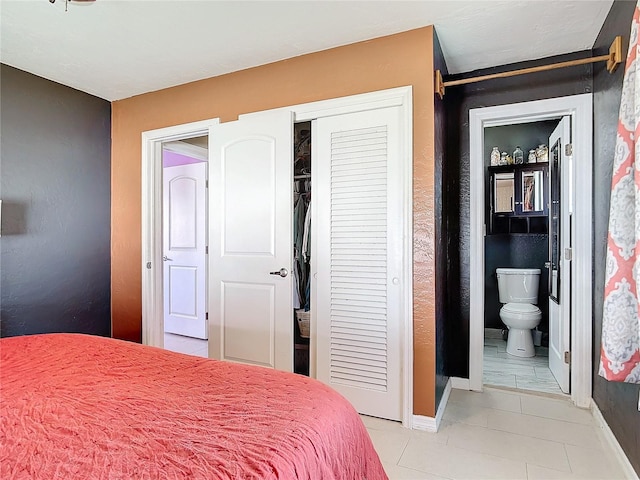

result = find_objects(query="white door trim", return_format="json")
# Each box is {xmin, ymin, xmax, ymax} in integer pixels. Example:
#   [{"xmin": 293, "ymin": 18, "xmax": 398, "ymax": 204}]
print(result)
[
  {"xmin": 468, "ymin": 94, "xmax": 593, "ymax": 408},
  {"xmin": 141, "ymin": 119, "xmax": 219, "ymax": 349},
  {"xmin": 141, "ymin": 86, "xmax": 413, "ymax": 426},
  {"xmin": 163, "ymin": 141, "xmax": 208, "ymax": 161}
]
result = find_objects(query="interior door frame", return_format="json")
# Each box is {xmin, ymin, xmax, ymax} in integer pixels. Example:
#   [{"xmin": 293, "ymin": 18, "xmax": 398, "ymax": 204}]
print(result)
[
  {"xmin": 465, "ymin": 94, "xmax": 593, "ymax": 408},
  {"xmin": 141, "ymin": 119, "xmax": 219, "ymax": 349},
  {"xmin": 141, "ymin": 86, "xmax": 414, "ymax": 427}
]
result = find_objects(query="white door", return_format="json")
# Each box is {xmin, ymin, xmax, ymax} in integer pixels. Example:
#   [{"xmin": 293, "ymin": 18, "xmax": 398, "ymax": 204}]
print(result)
[
  {"xmin": 315, "ymin": 106, "xmax": 403, "ymax": 421},
  {"xmin": 208, "ymin": 109, "xmax": 294, "ymax": 371},
  {"xmin": 163, "ymin": 162, "xmax": 208, "ymax": 339},
  {"xmin": 548, "ymin": 117, "xmax": 571, "ymax": 393}
]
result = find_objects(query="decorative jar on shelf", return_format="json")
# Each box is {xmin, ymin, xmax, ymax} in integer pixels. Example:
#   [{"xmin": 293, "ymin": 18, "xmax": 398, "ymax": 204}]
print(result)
[
  {"xmin": 513, "ymin": 146, "xmax": 524, "ymax": 164},
  {"xmin": 536, "ymin": 144, "xmax": 549, "ymax": 162},
  {"xmin": 500, "ymin": 151, "xmax": 508, "ymax": 166},
  {"xmin": 528, "ymin": 149, "xmax": 537, "ymax": 163},
  {"xmin": 490, "ymin": 146, "xmax": 500, "ymax": 166}
]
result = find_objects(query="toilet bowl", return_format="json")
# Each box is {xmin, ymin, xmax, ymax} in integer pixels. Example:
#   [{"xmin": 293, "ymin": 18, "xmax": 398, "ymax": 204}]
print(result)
[
  {"xmin": 496, "ymin": 268, "xmax": 542, "ymax": 358},
  {"xmin": 500, "ymin": 303, "xmax": 542, "ymax": 357}
]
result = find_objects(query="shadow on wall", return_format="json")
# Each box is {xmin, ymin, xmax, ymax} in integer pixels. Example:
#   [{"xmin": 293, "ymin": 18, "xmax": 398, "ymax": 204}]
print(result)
[{"xmin": 1, "ymin": 201, "xmax": 28, "ymax": 235}]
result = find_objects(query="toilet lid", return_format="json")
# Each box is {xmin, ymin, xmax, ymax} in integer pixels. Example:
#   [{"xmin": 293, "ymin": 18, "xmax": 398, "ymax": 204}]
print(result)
[{"xmin": 503, "ymin": 303, "xmax": 540, "ymax": 314}]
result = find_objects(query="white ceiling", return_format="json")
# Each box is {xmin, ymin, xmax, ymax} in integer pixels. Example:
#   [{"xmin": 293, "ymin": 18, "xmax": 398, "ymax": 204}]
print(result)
[{"xmin": 0, "ymin": 0, "xmax": 614, "ymax": 101}]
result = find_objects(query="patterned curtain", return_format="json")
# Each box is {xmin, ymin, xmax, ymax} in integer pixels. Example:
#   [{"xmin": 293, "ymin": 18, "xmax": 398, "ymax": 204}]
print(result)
[{"xmin": 600, "ymin": 1, "xmax": 640, "ymax": 383}]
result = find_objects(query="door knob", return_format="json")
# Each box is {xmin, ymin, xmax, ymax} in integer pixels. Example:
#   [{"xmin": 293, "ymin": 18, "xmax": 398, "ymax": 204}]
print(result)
[
  {"xmin": 269, "ymin": 268, "xmax": 288, "ymax": 278},
  {"xmin": 163, "ymin": 256, "xmax": 173, "ymax": 262}
]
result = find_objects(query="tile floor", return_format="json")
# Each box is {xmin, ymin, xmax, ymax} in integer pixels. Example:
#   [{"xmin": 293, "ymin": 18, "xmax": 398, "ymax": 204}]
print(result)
[
  {"xmin": 484, "ymin": 334, "xmax": 564, "ymax": 396},
  {"xmin": 365, "ymin": 387, "xmax": 628, "ymax": 480},
  {"xmin": 162, "ymin": 332, "xmax": 629, "ymax": 479},
  {"xmin": 163, "ymin": 332, "xmax": 208, "ymax": 358}
]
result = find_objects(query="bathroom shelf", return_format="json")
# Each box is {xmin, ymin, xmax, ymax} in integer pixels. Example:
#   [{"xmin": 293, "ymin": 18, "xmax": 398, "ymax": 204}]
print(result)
[{"xmin": 491, "ymin": 214, "xmax": 548, "ymax": 235}]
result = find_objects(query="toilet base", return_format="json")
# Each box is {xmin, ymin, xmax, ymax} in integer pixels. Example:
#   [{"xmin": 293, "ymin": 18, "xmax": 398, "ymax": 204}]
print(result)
[{"xmin": 506, "ymin": 328, "xmax": 535, "ymax": 357}]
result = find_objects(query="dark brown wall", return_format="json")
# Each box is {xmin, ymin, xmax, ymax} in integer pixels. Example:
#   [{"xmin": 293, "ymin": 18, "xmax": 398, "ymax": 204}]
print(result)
[
  {"xmin": 444, "ymin": 53, "xmax": 593, "ymax": 378},
  {"xmin": 0, "ymin": 65, "xmax": 111, "ymax": 338},
  {"xmin": 592, "ymin": 0, "xmax": 640, "ymax": 474}
]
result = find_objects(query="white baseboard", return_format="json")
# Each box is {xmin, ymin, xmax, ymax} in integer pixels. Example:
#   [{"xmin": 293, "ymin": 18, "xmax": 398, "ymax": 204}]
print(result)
[
  {"xmin": 591, "ymin": 399, "xmax": 639, "ymax": 480},
  {"xmin": 451, "ymin": 376, "xmax": 470, "ymax": 390},
  {"xmin": 412, "ymin": 414, "xmax": 436, "ymax": 432},
  {"xmin": 413, "ymin": 378, "xmax": 452, "ymax": 432}
]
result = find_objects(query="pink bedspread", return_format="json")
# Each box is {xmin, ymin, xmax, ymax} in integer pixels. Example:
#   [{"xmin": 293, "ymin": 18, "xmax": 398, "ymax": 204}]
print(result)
[{"xmin": 1, "ymin": 334, "xmax": 387, "ymax": 479}]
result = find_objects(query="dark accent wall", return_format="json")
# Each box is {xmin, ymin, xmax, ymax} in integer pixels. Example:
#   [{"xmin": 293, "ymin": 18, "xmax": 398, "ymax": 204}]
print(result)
[
  {"xmin": 0, "ymin": 65, "xmax": 111, "ymax": 338},
  {"xmin": 434, "ymin": 30, "xmax": 449, "ymax": 410},
  {"xmin": 592, "ymin": 0, "xmax": 640, "ymax": 474},
  {"xmin": 445, "ymin": 53, "xmax": 592, "ymax": 378}
]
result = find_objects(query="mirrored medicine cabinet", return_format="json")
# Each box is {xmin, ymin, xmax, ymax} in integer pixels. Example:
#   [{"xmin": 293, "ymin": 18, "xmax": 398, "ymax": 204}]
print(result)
[{"xmin": 489, "ymin": 164, "xmax": 548, "ymax": 234}]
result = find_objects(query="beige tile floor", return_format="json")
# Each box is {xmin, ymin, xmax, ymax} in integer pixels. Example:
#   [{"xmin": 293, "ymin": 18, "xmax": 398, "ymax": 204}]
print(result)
[
  {"xmin": 162, "ymin": 333, "xmax": 629, "ymax": 479},
  {"xmin": 364, "ymin": 388, "xmax": 629, "ymax": 480}
]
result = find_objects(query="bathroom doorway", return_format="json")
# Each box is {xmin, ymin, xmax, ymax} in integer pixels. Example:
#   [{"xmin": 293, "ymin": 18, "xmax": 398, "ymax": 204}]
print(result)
[
  {"xmin": 467, "ymin": 94, "xmax": 593, "ymax": 408},
  {"xmin": 483, "ymin": 119, "xmax": 563, "ymax": 395}
]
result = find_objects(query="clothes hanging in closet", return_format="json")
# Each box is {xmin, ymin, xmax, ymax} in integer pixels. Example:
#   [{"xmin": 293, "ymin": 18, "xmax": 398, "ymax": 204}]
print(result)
[{"xmin": 293, "ymin": 192, "xmax": 310, "ymax": 309}]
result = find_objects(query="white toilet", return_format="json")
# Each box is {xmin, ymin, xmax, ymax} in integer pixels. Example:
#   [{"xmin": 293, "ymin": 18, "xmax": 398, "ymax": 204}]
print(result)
[{"xmin": 496, "ymin": 268, "xmax": 542, "ymax": 358}]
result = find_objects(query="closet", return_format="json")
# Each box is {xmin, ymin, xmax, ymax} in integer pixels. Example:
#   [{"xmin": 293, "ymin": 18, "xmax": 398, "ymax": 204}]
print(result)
[
  {"xmin": 293, "ymin": 122, "xmax": 311, "ymax": 376},
  {"xmin": 205, "ymin": 88, "xmax": 411, "ymax": 422}
]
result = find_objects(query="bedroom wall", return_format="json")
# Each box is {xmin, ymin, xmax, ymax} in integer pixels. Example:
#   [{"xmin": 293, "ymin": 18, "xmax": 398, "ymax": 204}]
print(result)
[
  {"xmin": 592, "ymin": 0, "xmax": 640, "ymax": 473},
  {"xmin": 0, "ymin": 64, "xmax": 111, "ymax": 338},
  {"xmin": 111, "ymin": 27, "xmax": 440, "ymax": 417}
]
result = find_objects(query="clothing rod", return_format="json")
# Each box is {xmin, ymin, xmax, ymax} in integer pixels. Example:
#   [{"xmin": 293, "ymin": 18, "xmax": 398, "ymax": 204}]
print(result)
[
  {"xmin": 435, "ymin": 36, "xmax": 622, "ymax": 99},
  {"xmin": 294, "ymin": 174, "xmax": 311, "ymax": 179}
]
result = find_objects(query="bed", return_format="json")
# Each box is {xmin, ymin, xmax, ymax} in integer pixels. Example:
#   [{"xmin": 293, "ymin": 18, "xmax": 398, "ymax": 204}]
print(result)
[{"xmin": 0, "ymin": 333, "xmax": 387, "ymax": 479}]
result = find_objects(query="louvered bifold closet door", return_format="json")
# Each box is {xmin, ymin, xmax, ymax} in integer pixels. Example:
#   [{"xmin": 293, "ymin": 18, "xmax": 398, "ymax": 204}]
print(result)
[{"xmin": 315, "ymin": 106, "xmax": 403, "ymax": 421}]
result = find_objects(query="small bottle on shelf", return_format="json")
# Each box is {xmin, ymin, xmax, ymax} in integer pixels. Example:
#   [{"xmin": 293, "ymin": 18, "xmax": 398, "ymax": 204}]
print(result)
[
  {"xmin": 490, "ymin": 146, "xmax": 500, "ymax": 166},
  {"xmin": 528, "ymin": 149, "xmax": 537, "ymax": 163},
  {"xmin": 500, "ymin": 151, "xmax": 508, "ymax": 166},
  {"xmin": 513, "ymin": 146, "xmax": 524, "ymax": 164}
]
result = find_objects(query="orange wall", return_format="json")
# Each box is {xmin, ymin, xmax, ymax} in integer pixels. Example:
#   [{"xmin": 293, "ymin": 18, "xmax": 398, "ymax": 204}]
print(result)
[{"xmin": 112, "ymin": 27, "xmax": 437, "ymax": 416}]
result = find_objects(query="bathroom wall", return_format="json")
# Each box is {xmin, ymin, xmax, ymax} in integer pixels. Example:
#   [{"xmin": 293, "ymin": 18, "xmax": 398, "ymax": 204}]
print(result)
[
  {"xmin": 0, "ymin": 64, "xmax": 111, "ymax": 338},
  {"xmin": 483, "ymin": 122, "xmax": 557, "ymax": 334},
  {"xmin": 592, "ymin": 0, "xmax": 640, "ymax": 474}
]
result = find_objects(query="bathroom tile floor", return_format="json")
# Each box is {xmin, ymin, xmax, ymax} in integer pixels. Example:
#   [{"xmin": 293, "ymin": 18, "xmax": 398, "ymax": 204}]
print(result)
[
  {"xmin": 163, "ymin": 332, "xmax": 208, "ymax": 358},
  {"xmin": 484, "ymin": 336, "xmax": 564, "ymax": 396},
  {"xmin": 365, "ymin": 387, "xmax": 628, "ymax": 479}
]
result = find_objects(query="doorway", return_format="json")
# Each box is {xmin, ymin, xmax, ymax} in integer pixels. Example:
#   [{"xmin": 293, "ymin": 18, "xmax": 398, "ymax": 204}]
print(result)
[
  {"xmin": 467, "ymin": 94, "xmax": 593, "ymax": 408},
  {"xmin": 161, "ymin": 139, "xmax": 209, "ymax": 358},
  {"xmin": 141, "ymin": 118, "xmax": 220, "ymax": 351},
  {"xmin": 482, "ymin": 118, "xmax": 568, "ymax": 396}
]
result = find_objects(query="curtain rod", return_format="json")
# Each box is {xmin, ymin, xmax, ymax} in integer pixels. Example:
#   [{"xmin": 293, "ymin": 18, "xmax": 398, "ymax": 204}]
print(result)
[{"xmin": 435, "ymin": 36, "xmax": 623, "ymax": 99}]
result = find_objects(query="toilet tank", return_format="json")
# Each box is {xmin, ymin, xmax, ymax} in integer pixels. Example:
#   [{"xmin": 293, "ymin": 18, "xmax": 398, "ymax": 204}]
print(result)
[{"xmin": 496, "ymin": 268, "xmax": 541, "ymax": 304}]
